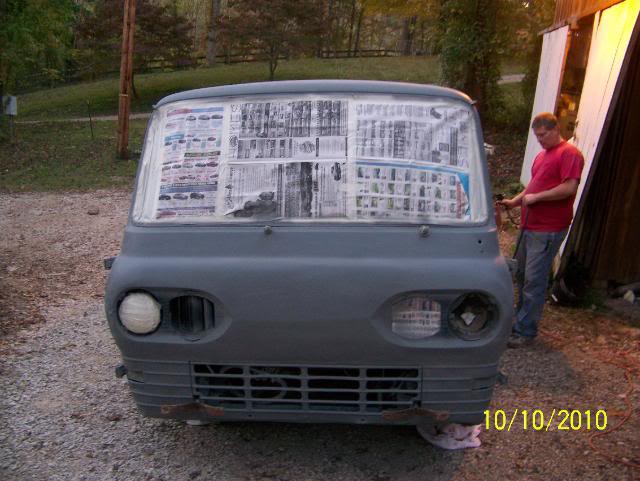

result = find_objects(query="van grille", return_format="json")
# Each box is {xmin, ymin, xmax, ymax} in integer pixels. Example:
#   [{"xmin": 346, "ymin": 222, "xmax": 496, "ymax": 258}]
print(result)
[{"xmin": 191, "ymin": 364, "xmax": 421, "ymax": 413}]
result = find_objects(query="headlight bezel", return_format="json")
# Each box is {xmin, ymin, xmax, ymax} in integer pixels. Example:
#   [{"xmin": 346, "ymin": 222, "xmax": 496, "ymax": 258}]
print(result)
[{"xmin": 447, "ymin": 292, "xmax": 498, "ymax": 340}]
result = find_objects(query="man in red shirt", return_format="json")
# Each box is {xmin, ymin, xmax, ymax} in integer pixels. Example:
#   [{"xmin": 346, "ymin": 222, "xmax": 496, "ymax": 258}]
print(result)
[{"xmin": 500, "ymin": 112, "xmax": 584, "ymax": 348}]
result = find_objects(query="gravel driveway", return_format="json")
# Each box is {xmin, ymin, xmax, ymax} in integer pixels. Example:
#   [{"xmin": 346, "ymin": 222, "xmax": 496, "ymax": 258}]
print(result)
[{"xmin": 1, "ymin": 191, "xmax": 638, "ymax": 481}]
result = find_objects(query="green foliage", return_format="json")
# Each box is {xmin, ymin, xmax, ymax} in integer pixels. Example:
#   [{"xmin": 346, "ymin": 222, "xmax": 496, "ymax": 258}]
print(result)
[
  {"xmin": 0, "ymin": 119, "xmax": 146, "ymax": 191},
  {"xmin": 217, "ymin": 0, "xmax": 325, "ymax": 80},
  {"xmin": 365, "ymin": 0, "xmax": 434, "ymax": 18},
  {"xmin": 491, "ymin": 82, "xmax": 531, "ymax": 133},
  {"xmin": 437, "ymin": 0, "xmax": 555, "ymax": 126},
  {"xmin": 0, "ymin": 0, "xmax": 76, "ymax": 95},
  {"xmin": 437, "ymin": 0, "xmax": 505, "ymax": 124},
  {"xmin": 74, "ymin": 0, "xmax": 193, "ymax": 80}
]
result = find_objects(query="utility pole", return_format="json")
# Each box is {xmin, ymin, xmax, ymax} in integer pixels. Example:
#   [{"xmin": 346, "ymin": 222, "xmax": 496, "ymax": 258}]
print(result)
[{"xmin": 117, "ymin": 0, "xmax": 136, "ymax": 159}]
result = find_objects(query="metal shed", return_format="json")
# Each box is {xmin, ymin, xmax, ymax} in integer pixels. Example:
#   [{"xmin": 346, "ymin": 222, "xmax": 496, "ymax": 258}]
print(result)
[{"xmin": 522, "ymin": 0, "xmax": 640, "ymax": 288}]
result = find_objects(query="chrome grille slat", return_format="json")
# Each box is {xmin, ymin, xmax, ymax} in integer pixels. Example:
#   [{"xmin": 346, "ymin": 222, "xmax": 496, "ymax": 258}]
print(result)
[{"xmin": 192, "ymin": 363, "xmax": 421, "ymax": 414}]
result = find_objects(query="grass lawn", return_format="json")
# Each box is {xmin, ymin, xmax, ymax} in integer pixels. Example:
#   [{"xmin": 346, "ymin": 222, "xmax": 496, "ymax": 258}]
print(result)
[
  {"xmin": 18, "ymin": 57, "xmax": 445, "ymax": 121},
  {"xmin": 0, "ymin": 120, "xmax": 146, "ymax": 192},
  {"xmin": 17, "ymin": 56, "xmax": 524, "ymax": 121},
  {"xmin": 3, "ymin": 56, "xmax": 527, "ymax": 193}
]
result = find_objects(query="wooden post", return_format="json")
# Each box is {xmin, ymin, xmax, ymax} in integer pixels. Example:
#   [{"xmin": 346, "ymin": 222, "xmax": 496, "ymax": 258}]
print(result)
[{"xmin": 117, "ymin": 0, "xmax": 136, "ymax": 159}]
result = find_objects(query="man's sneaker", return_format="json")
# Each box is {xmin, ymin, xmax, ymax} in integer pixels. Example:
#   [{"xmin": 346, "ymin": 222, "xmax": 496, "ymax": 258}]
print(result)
[{"xmin": 507, "ymin": 333, "xmax": 535, "ymax": 348}]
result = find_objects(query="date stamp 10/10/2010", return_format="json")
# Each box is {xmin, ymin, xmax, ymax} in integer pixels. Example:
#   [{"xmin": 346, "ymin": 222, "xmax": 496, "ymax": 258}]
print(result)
[{"xmin": 484, "ymin": 409, "xmax": 608, "ymax": 432}]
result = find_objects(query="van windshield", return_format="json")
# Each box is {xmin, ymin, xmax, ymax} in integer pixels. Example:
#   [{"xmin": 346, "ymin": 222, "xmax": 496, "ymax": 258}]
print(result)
[{"xmin": 133, "ymin": 93, "xmax": 488, "ymax": 225}]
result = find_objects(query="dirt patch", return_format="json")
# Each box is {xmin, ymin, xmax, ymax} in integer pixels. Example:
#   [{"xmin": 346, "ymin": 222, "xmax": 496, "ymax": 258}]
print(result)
[
  {"xmin": 0, "ymin": 190, "xmax": 130, "ymax": 343},
  {"xmin": 1, "ymin": 189, "xmax": 639, "ymax": 480}
]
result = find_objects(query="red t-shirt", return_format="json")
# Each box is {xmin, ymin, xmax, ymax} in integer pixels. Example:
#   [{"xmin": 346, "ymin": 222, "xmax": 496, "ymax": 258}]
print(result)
[{"xmin": 523, "ymin": 141, "xmax": 584, "ymax": 232}]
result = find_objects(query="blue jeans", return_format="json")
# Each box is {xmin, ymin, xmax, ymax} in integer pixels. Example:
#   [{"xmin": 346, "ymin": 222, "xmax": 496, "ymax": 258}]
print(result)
[{"xmin": 514, "ymin": 229, "xmax": 567, "ymax": 338}]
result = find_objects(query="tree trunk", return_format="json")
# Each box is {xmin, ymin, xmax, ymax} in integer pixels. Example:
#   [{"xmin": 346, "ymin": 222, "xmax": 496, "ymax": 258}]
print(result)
[
  {"xmin": 131, "ymin": 70, "xmax": 139, "ymax": 100},
  {"xmin": 347, "ymin": 0, "xmax": 357, "ymax": 57},
  {"xmin": 353, "ymin": 6, "xmax": 365, "ymax": 57},
  {"xmin": 205, "ymin": 0, "xmax": 222, "ymax": 67},
  {"xmin": 0, "ymin": 80, "xmax": 6, "ymax": 142},
  {"xmin": 463, "ymin": 0, "xmax": 498, "ymax": 120},
  {"xmin": 320, "ymin": 0, "xmax": 336, "ymax": 56},
  {"xmin": 269, "ymin": 44, "xmax": 279, "ymax": 81},
  {"xmin": 401, "ymin": 16, "xmax": 417, "ymax": 56}
]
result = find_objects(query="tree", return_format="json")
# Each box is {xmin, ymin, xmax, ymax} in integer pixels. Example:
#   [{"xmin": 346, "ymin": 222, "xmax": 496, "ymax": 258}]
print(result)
[
  {"xmin": 437, "ymin": 0, "xmax": 506, "ymax": 123},
  {"xmin": 75, "ymin": 0, "xmax": 193, "ymax": 80},
  {"xmin": 0, "ymin": 0, "xmax": 76, "ymax": 97},
  {"xmin": 322, "ymin": 0, "xmax": 355, "ymax": 54},
  {"xmin": 366, "ymin": 0, "xmax": 436, "ymax": 54},
  {"xmin": 217, "ymin": 0, "xmax": 325, "ymax": 80}
]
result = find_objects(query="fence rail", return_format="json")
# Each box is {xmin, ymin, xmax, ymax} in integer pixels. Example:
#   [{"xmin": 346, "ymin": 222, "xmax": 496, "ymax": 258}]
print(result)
[
  {"xmin": 317, "ymin": 49, "xmax": 400, "ymax": 58},
  {"xmin": 15, "ymin": 49, "xmax": 405, "ymax": 94}
]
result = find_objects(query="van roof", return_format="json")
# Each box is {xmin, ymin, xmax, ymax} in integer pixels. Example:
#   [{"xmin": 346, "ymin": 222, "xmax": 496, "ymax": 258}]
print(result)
[{"xmin": 155, "ymin": 80, "xmax": 472, "ymax": 108}]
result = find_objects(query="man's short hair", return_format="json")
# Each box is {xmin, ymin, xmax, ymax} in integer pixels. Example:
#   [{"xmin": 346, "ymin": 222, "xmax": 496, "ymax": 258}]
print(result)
[{"xmin": 531, "ymin": 112, "xmax": 558, "ymax": 130}]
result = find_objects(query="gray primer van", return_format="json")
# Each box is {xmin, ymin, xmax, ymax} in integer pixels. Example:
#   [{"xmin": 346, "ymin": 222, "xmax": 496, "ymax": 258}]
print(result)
[{"xmin": 105, "ymin": 80, "xmax": 513, "ymax": 434}]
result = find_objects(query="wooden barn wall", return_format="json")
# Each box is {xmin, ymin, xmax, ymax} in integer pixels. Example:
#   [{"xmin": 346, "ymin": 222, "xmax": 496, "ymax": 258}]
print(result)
[
  {"xmin": 552, "ymin": 0, "xmax": 624, "ymax": 27},
  {"xmin": 568, "ymin": 19, "xmax": 640, "ymax": 284}
]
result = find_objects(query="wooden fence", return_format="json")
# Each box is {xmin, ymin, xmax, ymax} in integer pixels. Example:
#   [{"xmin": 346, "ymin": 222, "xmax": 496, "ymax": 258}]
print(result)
[{"xmin": 16, "ymin": 49, "xmax": 404, "ymax": 93}]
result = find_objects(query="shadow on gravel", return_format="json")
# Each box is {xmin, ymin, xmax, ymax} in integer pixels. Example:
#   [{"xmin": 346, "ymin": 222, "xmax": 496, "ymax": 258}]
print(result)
[
  {"xmin": 499, "ymin": 340, "xmax": 583, "ymax": 397},
  {"xmin": 158, "ymin": 421, "xmax": 465, "ymax": 480}
]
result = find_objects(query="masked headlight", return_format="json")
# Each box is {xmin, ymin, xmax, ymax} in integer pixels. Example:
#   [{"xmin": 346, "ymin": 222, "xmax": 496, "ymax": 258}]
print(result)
[
  {"xmin": 391, "ymin": 295, "xmax": 442, "ymax": 339},
  {"xmin": 118, "ymin": 292, "xmax": 161, "ymax": 334}
]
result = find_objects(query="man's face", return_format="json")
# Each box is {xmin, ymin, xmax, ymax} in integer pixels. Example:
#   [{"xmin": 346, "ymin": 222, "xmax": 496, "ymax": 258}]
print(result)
[{"xmin": 533, "ymin": 125, "xmax": 562, "ymax": 150}]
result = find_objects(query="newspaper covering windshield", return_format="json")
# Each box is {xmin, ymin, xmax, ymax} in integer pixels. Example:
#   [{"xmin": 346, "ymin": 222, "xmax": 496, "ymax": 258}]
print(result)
[
  {"xmin": 355, "ymin": 101, "xmax": 470, "ymax": 168},
  {"xmin": 355, "ymin": 163, "xmax": 469, "ymax": 220},
  {"xmin": 227, "ymin": 100, "xmax": 348, "ymax": 161},
  {"xmin": 354, "ymin": 101, "xmax": 470, "ymax": 220},
  {"xmin": 221, "ymin": 161, "xmax": 348, "ymax": 219},
  {"xmin": 155, "ymin": 106, "xmax": 223, "ymax": 218},
  {"xmin": 138, "ymin": 94, "xmax": 481, "ymax": 224}
]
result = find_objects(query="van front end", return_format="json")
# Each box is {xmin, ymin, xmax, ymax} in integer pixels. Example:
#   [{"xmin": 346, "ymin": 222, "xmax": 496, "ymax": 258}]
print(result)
[
  {"xmin": 105, "ymin": 224, "xmax": 512, "ymax": 427},
  {"xmin": 105, "ymin": 81, "xmax": 514, "ymax": 432}
]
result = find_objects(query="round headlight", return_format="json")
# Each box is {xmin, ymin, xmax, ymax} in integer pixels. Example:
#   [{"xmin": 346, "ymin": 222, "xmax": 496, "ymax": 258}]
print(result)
[
  {"xmin": 448, "ymin": 293, "xmax": 497, "ymax": 340},
  {"xmin": 118, "ymin": 292, "xmax": 161, "ymax": 334}
]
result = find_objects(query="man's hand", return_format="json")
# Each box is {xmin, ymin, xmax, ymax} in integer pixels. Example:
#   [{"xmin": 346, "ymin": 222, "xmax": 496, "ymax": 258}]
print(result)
[{"xmin": 498, "ymin": 194, "xmax": 523, "ymax": 210}]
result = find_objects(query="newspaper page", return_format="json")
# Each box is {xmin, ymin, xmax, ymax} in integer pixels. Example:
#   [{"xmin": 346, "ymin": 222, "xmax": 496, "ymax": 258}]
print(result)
[
  {"xmin": 392, "ymin": 295, "xmax": 442, "ymax": 338},
  {"xmin": 355, "ymin": 162, "xmax": 470, "ymax": 220},
  {"xmin": 355, "ymin": 101, "xmax": 471, "ymax": 168},
  {"xmin": 227, "ymin": 100, "xmax": 348, "ymax": 161},
  {"xmin": 221, "ymin": 161, "xmax": 348, "ymax": 219},
  {"xmin": 156, "ymin": 106, "xmax": 224, "ymax": 218},
  {"xmin": 353, "ymin": 100, "xmax": 472, "ymax": 221}
]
